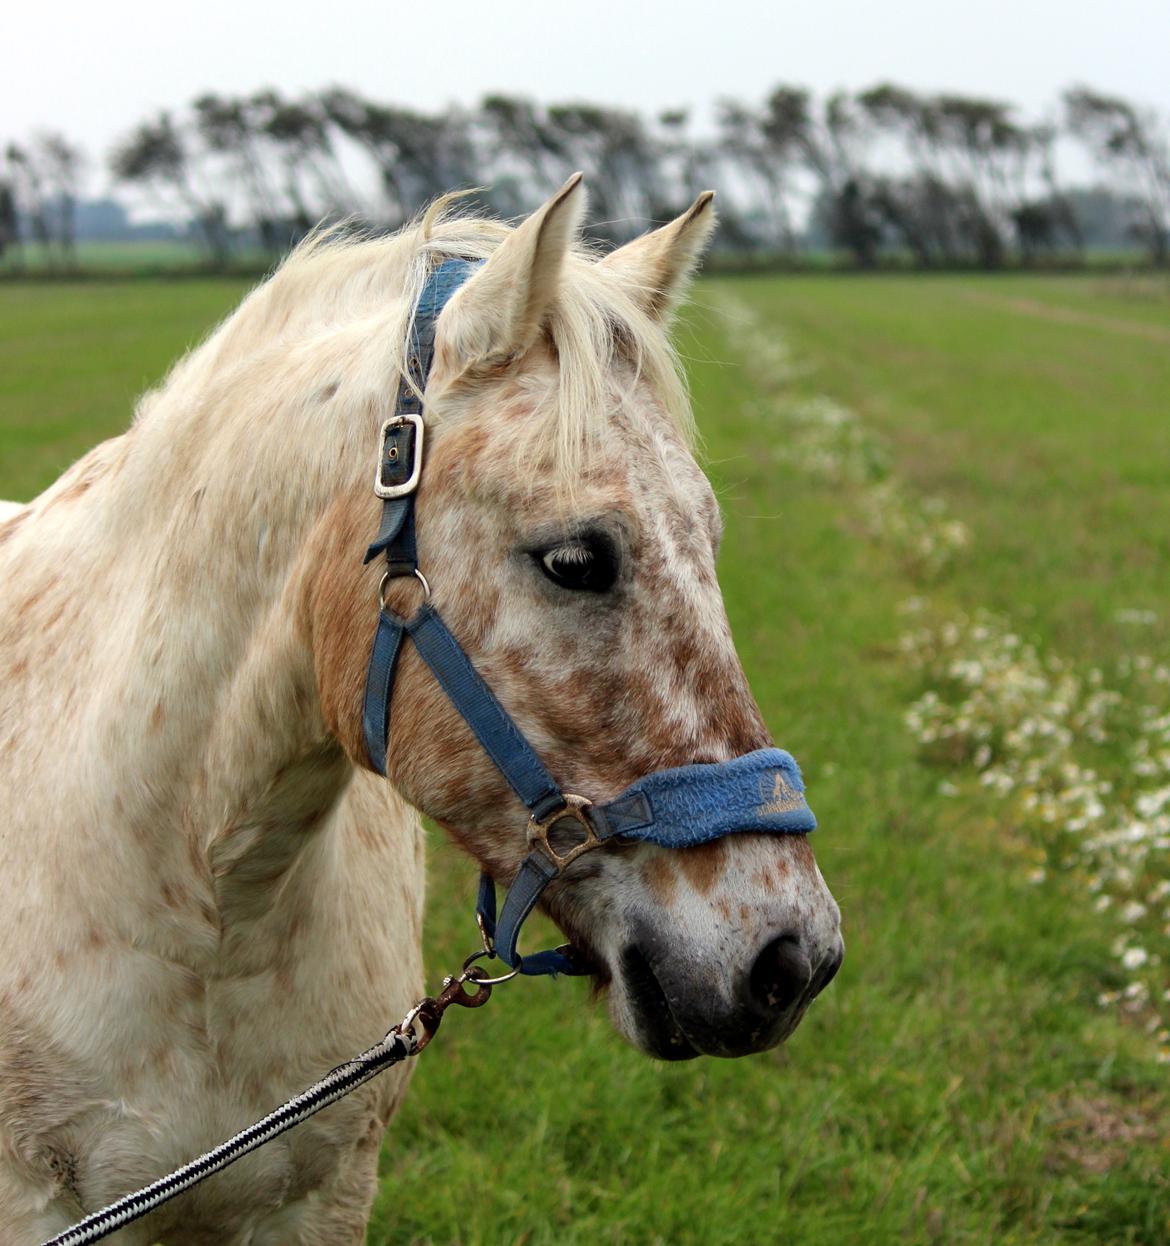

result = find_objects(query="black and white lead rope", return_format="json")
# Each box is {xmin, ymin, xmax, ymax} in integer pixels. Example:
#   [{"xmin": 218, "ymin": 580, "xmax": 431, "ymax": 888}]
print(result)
[{"xmin": 40, "ymin": 972, "xmax": 491, "ymax": 1246}]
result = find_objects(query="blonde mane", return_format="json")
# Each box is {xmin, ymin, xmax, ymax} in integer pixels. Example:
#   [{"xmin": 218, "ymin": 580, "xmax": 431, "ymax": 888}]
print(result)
[{"xmin": 133, "ymin": 196, "xmax": 695, "ymax": 484}]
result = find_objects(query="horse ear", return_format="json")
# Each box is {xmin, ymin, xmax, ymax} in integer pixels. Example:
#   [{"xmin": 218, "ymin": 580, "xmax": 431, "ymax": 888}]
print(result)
[
  {"xmin": 439, "ymin": 173, "xmax": 586, "ymax": 366},
  {"xmin": 600, "ymin": 192, "xmax": 717, "ymax": 322}
]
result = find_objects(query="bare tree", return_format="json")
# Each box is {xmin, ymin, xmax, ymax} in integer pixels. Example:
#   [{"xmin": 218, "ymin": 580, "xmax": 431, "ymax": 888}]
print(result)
[
  {"xmin": 192, "ymin": 94, "xmax": 283, "ymax": 252},
  {"xmin": 252, "ymin": 90, "xmax": 356, "ymax": 231},
  {"xmin": 110, "ymin": 112, "xmax": 229, "ymax": 267},
  {"xmin": 5, "ymin": 143, "xmax": 51, "ymax": 257},
  {"xmin": 1065, "ymin": 86, "xmax": 1170, "ymax": 264},
  {"xmin": 35, "ymin": 132, "xmax": 86, "ymax": 265},
  {"xmin": 0, "ymin": 178, "xmax": 19, "ymax": 266}
]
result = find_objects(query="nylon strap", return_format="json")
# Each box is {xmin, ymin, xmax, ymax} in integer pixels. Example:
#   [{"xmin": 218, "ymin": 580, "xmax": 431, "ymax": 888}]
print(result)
[
  {"xmin": 363, "ymin": 257, "xmax": 480, "ymax": 568},
  {"xmin": 406, "ymin": 605, "xmax": 566, "ymax": 820},
  {"xmin": 363, "ymin": 257, "xmax": 481, "ymax": 770},
  {"xmin": 476, "ymin": 858, "xmax": 584, "ymax": 976},
  {"xmin": 362, "ymin": 611, "xmax": 407, "ymax": 778}
]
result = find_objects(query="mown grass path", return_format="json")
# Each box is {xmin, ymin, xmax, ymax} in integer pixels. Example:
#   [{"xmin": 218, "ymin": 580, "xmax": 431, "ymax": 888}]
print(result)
[{"xmin": 1, "ymin": 276, "xmax": 1167, "ymax": 1244}]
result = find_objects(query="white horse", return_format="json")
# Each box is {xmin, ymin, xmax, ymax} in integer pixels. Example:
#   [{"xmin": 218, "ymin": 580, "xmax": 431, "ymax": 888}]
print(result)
[{"xmin": 0, "ymin": 178, "xmax": 842, "ymax": 1244}]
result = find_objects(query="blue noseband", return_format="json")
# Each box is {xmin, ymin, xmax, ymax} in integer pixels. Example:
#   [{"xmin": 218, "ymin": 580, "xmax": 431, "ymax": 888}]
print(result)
[{"xmin": 362, "ymin": 258, "xmax": 817, "ymax": 978}]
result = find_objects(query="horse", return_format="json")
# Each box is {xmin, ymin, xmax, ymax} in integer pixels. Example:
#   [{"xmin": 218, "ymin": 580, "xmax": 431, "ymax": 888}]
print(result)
[{"xmin": 0, "ymin": 177, "xmax": 843, "ymax": 1244}]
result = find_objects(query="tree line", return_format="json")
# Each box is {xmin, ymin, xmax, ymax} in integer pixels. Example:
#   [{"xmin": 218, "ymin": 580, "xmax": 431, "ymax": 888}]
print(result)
[{"xmin": 2, "ymin": 83, "xmax": 1168, "ymax": 270}]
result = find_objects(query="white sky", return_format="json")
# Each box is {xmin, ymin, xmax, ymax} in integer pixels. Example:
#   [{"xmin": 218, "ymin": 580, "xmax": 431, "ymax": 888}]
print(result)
[{"xmin": 4, "ymin": 0, "xmax": 1168, "ymax": 193}]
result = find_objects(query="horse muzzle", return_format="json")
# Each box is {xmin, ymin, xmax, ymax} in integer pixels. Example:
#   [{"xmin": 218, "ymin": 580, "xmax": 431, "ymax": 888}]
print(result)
[{"xmin": 619, "ymin": 918, "xmax": 844, "ymax": 1060}]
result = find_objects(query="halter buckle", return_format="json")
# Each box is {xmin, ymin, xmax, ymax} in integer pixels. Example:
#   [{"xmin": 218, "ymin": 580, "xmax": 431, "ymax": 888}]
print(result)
[
  {"xmin": 374, "ymin": 414, "xmax": 424, "ymax": 499},
  {"xmin": 526, "ymin": 794, "xmax": 601, "ymax": 871}
]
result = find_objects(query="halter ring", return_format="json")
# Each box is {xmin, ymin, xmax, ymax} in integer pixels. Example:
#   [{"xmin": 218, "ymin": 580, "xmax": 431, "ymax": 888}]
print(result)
[
  {"xmin": 379, "ymin": 568, "xmax": 432, "ymax": 612},
  {"xmin": 461, "ymin": 949, "xmax": 522, "ymax": 986}
]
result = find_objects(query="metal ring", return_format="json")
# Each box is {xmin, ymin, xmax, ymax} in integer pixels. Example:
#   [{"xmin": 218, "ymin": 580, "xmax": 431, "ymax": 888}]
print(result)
[
  {"xmin": 378, "ymin": 568, "xmax": 432, "ymax": 611},
  {"xmin": 461, "ymin": 949, "xmax": 522, "ymax": 986}
]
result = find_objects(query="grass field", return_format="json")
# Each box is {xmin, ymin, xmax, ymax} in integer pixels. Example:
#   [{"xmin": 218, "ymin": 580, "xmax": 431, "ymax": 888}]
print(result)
[
  {"xmin": 0, "ymin": 239, "xmax": 271, "ymax": 276},
  {"xmin": 2, "ymin": 272, "xmax": 1169, "ymax": 1245}
]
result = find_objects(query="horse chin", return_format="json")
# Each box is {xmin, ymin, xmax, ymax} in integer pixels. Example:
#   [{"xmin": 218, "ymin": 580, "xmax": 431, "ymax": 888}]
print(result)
[
  {"xmin": 617, "ymin": 944, "xmax": 701, "ymax": 1061},
  {"xmin": 556, "ymin": 924, "xmax": 698, "ymax": 1060}
]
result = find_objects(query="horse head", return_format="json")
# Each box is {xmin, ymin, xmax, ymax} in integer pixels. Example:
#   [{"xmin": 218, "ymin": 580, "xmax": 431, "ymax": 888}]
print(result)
[{"xmin": 313, "ymin": 177, "xmax": 843, "ymax": 1059}]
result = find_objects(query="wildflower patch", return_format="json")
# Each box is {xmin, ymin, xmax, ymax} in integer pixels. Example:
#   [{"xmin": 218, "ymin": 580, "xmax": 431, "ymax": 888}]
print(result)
[{"xmin": 902, "ymin": 604, "xmax": 1170, "ymax": 1057}]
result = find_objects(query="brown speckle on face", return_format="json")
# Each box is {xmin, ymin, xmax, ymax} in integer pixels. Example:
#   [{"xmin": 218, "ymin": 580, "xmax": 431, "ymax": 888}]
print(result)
[
  {"xmin": 639, "ymin": 853, "xmax": 678, "ymax": 906},
  {"xmin": 676, "ymin": 840, "xmax": 727, "ymax": 896}
]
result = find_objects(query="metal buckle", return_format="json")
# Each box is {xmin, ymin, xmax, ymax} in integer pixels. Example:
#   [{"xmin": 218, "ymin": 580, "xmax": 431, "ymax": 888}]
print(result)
[
  {"xmin": 526, "ymin": 794, "xmax": 600, "ymax": 871},
  {"xmin": 374, "ymin": 414, "xmax": 424, "ymax": 499}
]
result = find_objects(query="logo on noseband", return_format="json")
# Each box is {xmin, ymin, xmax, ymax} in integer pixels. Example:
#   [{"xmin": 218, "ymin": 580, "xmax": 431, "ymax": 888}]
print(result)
[{"xmin": 758, "ymin": 771, "xmax": 804, "ymax": 817}]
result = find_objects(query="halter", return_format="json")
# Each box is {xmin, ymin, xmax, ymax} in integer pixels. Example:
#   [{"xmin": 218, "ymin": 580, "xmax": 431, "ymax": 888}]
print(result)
[{"xmin": 362, "ymin": 258, "xmax": 817, "ymax": 977}]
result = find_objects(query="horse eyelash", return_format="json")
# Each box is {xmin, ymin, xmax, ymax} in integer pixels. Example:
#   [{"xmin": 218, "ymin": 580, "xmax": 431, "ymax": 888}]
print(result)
[{"xmin": 549, "ymin": 543, "xmax": 593, "ymax": 566}]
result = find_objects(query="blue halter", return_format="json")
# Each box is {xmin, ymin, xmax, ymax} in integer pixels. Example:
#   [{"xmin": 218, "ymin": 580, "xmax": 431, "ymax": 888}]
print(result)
[{"xmin": 362, "ymin": 259, "xmax": 817, "ymax": 977}]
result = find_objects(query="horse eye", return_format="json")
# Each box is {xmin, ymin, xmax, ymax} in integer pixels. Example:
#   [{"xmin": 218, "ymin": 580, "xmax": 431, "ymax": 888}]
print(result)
[{"xmin": 535, "ymin": 538, "xmax": 618, "ymax": 592}]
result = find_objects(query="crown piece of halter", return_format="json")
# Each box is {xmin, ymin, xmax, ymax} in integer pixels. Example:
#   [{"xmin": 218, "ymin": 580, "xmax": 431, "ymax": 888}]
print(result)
[{"xmin": 361, "ymin": 257, "xmax": 817, "ymax": 978}]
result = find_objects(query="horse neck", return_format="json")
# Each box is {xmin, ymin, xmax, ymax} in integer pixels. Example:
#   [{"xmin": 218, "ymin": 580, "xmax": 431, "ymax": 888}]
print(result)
[{"xmin": 17, "ymin": 370, "xmax": 381, "ymax": 947}]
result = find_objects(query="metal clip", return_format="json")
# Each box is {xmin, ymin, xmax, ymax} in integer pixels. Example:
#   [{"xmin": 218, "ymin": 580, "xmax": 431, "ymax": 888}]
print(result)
[
  {"xmin": 396, "ymin": 967, "xmax": 494, "ymax": 1054},
  {"xmin": 476, "ymin": 909, "xmax": 495, "ymax": 957}
]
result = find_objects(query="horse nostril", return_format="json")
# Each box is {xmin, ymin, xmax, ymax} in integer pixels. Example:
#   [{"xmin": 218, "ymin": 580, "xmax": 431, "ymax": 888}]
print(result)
[
  {"xmin": 810, "ymin": 944, "xmax": 844, "ymax": 1000},
  {"xmin": 748, "ymin": 934, "xmax": 812, "ymax": 1015}
]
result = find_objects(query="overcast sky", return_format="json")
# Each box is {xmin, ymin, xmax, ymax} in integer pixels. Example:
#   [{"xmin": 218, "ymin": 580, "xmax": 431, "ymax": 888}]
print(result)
[{"xmin": 4, "ymin": 0, "xmax": 1168, "ymax": 190}]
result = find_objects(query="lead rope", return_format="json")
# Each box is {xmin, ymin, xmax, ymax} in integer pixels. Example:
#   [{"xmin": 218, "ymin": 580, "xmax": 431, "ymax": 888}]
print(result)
[{"xmin": 40, "ymin": 957, "xmax": 508, "ymax": 1246}]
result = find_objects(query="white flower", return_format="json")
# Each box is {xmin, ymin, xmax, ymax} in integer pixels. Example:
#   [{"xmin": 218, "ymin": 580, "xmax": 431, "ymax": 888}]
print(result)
[
  {"xmin": 1121, "ymin": 947, "xmax": 1149, "ymax": 970},
  {"xmin": 1115, "ymin": 608, "xmax": 1158, "ymax": 626}
]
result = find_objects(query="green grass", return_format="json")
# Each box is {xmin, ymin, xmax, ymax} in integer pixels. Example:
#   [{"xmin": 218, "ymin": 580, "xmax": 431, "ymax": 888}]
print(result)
[
  {"xmin": 0, "ymin": 278, "xmax": 249, "ymax": 495},
  {"xmin": 709, "ymin": 273, "xmax": 1170, "ymax": 667},
  {"xmin": 2, "ymin": 274, "xmax": 1168, "ymax": 1244},
  {"xmin": 0, "ymin": 239, "xmax": 276, "ymax": 277}
]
